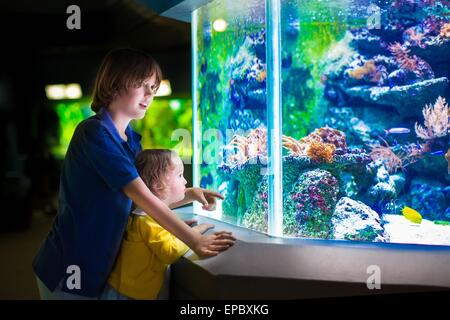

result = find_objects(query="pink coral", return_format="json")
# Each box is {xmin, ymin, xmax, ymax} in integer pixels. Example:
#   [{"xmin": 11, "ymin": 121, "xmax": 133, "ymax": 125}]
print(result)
[{"xmin": 415, "ymin": 96, "xmax": 449, "ymax": 140}]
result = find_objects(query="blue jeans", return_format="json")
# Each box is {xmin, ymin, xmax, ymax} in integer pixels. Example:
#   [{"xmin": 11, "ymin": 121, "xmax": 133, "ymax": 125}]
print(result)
[
  {"xmin": 35, "ymin": 276, "xmax": 98, "ymax": 300},
  {"xmin": 99, "ymin": 284, "xmax": 133, "ymax": 300}
]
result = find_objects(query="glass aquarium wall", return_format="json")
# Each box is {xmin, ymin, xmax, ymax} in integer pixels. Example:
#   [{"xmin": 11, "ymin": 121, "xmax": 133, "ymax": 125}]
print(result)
[
  {"xmin": 192, "ymin": 0, "xmax": 269, "ymax": 229},
  {"xmin": 193, "ymin": 0, "xmax": 450, "ymax": 245}
]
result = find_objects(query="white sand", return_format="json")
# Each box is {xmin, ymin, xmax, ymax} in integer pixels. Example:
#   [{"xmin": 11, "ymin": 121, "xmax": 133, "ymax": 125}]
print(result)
[{"xmin": 383, "ymin": 214, "xmax": 450, "ymax": 246}]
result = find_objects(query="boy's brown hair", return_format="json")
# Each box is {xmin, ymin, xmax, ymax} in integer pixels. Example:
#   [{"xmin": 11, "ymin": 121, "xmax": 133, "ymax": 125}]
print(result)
[
  {"xmin": 91, "ymin": 48, "xmax": 162, "ymax": 113},
  {"xmin": 135, "ymin": 149, "xmax": 177, "ymax": 200}
]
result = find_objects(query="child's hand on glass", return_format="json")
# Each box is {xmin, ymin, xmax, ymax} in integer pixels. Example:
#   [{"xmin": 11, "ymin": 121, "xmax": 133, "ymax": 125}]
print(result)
[
  {"xmin": 186, "ymin": 187, "xmax": 224, "ymax": 211},
  {"xmin": 193, "ymin": 231, "xmax": 235, "ymax": 256},
  {"xmin": 192, "ymin": 223, "xmax": 215, "ymax": 234}
]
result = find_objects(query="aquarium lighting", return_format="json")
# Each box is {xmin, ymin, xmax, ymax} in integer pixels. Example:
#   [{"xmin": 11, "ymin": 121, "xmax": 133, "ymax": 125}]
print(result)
[
  {"xmin": 213, "ymin": 19, "xmax": 227, "ymax": 32},
  {"xmin": 45, "ymin": 85, "xmax": 65, "ymax": 100},
  {"xmin": 65, "ymin": 83, "xmax": 82, "ymax": 99},
  {"xmin": 155, "ymin": 80, "xmax": 172, "ymax": 97},
  {"xmin": 45, "ymin": 83, "xmax": 83, "ymax": 100},
  {"xmin": 169, "ymin": 99, "xmax": 181, "ymax": 111}
]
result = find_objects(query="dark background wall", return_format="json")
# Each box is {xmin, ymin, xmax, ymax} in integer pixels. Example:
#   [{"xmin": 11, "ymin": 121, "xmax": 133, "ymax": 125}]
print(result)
[{"xmin": 0, "ymin": 0, "xmax": 191, "ymax": 298}]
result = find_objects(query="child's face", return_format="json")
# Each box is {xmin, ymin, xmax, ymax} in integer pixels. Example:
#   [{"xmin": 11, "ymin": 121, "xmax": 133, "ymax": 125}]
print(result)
[
  {"xmin": 114, "ymin": 74, "xmax": 157, "ymax": 120},
  {"xmin": 162, "ymin": 155, "xmax": 187, "ymax": 205}
]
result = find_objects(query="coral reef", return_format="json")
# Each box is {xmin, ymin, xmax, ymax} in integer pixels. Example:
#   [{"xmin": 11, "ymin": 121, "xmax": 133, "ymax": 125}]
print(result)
[
  {"xmin": 289, "ymin": 169, "xmax": 339, "ymax": 239},
  {"xmin": 330, "ymin": 197, "xmax": 389, "ymax": 242}
]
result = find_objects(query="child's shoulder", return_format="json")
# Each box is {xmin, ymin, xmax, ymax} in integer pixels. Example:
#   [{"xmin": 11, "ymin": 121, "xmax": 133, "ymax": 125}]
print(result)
[{"xmin": 131, "ymin": 212, "xmax": 159, "ymax": 226}]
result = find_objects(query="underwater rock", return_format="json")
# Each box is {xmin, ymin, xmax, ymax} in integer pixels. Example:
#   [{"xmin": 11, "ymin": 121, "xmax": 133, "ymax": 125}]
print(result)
[
  {"xmin": 409, "ymin": 155, "xmax": 450, "ymax": 183},
  {"xmin": 325, "ymin": 106, "xmax": 401, "ymax": 147},
  {"xmin": 345, "ymin": 77, "xmax": 449, "ymax": 116},
  {"xmin": 228, "ymin": 109, "xmax": 262, "ymax": 131},
  {"xmin": 387, "ymin": 69, "xmax": 420, "ymax": 87},
  {"xmin": 366, "ymin": 162, "xmax": 402, "ymax": 212},
  {"xmin": 282, "ymin": 150, "xmax": 371, "ymax": 184},
  {"xmin": 409, "ymin": 178, "xmax": 448, "ymax": 221},
  {"xmin": 331, "ymin": 197, "xmax": 389, "ymax": 242},
  {"xmin": 340, "ymin": 172, "xmax": 359, "ymax": 198},
  {"xmin": 229, "ymin": 35, "xmax": 267, "ymax": 111},
  {"xmin": 242, "ymin": 176, "xmax": 269, "ymax": 233},
  {"xmin": 445, "ymin": 207, "xmax": 450, "ymax": 221},
  {"xmin": 390, "ymin": 173, "xmax": 406, "ymax": 195},
  {"xmin": 219, "ymin": 162, "xmax": 264, "ymax": 223},
  {"xmin": 290, "ymin": 169, "xmax": 339, "ymax": 239},
  {"xmin": 349, "ymin": 28, "xmax": 389, "ymax": 56},
  {"xmin": 410, "ymin": 38, "xmax": 450, "ymax": 64}
]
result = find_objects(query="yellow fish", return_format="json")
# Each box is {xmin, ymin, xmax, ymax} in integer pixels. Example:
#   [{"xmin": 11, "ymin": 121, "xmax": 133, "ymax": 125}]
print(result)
[{"xmin": 402, "ymin": 206, "xmax": 422, "ymax": 224}]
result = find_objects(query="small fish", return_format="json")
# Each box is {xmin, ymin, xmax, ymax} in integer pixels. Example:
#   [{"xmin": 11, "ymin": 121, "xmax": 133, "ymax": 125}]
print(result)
[
  {"xmin": 384, "ymin": 128, "xmax": 410, "ymax": 135},
  {"xmin": 426, "ymin": 150, "xmax": 445, "ymax": 156},
  {"xmin": 402, "ymin": 206, "xmax": 423, "ymax": 224}
]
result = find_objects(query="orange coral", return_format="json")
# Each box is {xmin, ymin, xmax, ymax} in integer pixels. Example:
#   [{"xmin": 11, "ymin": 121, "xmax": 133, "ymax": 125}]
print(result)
[
  {"xmin": 283, "ymin": 126, "xmax": 347, "ymax": 157},
  {"xmin": 440, "ymin": 23, "xmax": 450, "ymax": 39},
  {"xmin": 307, "ymin": 141, "xmax": 336, "ymax": 164},
  {"xmin": 348, "ymin": 60, "xmax": 377, "ymax": 81}
]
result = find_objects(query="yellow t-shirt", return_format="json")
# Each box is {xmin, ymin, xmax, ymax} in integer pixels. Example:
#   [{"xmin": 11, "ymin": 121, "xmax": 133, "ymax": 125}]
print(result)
[{"xmin": 107, "ymin": 211, "xmax": 189, "ymax": 300}]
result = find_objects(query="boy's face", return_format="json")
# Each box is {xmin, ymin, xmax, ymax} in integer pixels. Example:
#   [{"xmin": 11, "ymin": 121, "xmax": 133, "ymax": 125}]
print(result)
[
  {"xmin": 115, "ymin": 74, "xmax": 157, "ymax": 120},
  {"xmin": 163, "ymin": 155, "xmax": 187, "ymax": 206}
]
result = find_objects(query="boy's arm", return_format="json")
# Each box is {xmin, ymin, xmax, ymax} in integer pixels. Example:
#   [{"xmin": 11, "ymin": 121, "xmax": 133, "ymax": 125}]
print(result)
[{"xmin": 123, "ymin": 178, "xmax": 235, "ymax": 257}]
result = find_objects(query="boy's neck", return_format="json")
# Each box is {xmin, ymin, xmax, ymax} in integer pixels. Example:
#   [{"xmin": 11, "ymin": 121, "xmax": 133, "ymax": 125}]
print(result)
[{"xmin": 106, "ymin": 105, "xmax": 130, "ymax": 139}]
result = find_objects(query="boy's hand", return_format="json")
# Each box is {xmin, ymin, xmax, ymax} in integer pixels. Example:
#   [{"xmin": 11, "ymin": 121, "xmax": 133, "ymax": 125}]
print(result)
[
  {"xmin": 192, "ymin": 223, "xmax": 214, "ymax": 234},
  {"xmin": 186, "ymin": 187, "xmax": 224, "ymax": 211}
]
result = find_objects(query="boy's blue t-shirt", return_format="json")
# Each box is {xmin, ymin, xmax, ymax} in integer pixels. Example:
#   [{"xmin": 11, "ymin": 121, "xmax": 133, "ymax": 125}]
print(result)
[{"xmin": 33, "ymin": 107, "xmax": 142, "ymax": 297}]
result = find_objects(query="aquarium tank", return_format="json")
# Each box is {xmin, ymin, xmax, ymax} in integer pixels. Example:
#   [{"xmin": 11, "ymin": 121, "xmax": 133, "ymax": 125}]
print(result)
[{"xmin": 191, "ymin": 0, "xmax": 450, "ymax": 245}]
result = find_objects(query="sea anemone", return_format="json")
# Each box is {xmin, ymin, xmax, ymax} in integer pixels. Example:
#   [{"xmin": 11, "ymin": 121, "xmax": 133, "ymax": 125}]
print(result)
[
  {"xmin": 388, "ymin": 42, "xmax": 418, "ymax": 71},
  {"xmin": 369, "ymin": 139, "xmax": 405, "ymax": 174}
]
